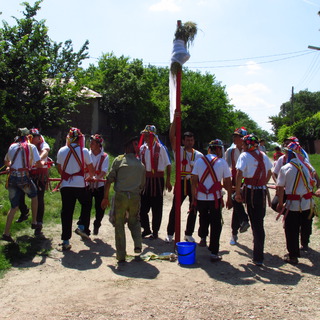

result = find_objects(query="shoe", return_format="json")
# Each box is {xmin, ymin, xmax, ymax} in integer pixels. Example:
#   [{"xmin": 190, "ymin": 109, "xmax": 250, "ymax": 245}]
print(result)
[
  {"xmin": 230, "ymin": 235, "xmax": 238, "ymax": 245},
  {"xmin": 93, "ymin": 226, "xmax": 99, "ymax": 235},
  {"xmin": 300, "ymin": 245, "xmax": 309, "ymax": 252},
  {"xmin": 31, "ymin": 223, "xmax": 41, "ymax": 230},
  {"xmin": 148, "ymin": 232, "xmax": 158, "ymax": 240},
  {"xmin": 184, "ymin": 235, "xmax": 195, "ymax": 242},
  {"xmin": 252, "ymin": 260, "xmax": 263, "ymax": 266},
  {"xmin": 239, "ymin": 221, "xmax": 250, "ymax": 233},
  {"xmin": 210, "ymin": 254, "xmax": 222, "ymax": 262},
  {"xmin": 198, "ymin": 238, "xmax": 207, "ymax": 247},
  {"xmin": 61, "ymin": 242, "xmax": 71, "ymax": 251},
  {"xmin": 34, "ymin": 225, "xmax": 43, "ymax": 237},
  {"xmin": 1, "ymin": 234, "xmax": 15, "ymax": 243},
  {"xmin": 165, "ymin": 235, "xmax": 173, "ymax": 243},
  {"xmin": 75, "ymin": 228, "xmax": 90, "ymax": 240},
  {"xmin": 16, "ymin": 212, "xmax": 29, "ymax": 223},
  {"xmin": 141, "ymin": 230, "xmax": 152, "ymax": 238},
  {"xmin": 284, "ymin": 254, "xmax": 298, "ymax": 265},
  {"xmin": 134, "ymin": 247, "xmax": 142, "ymax": 253}
]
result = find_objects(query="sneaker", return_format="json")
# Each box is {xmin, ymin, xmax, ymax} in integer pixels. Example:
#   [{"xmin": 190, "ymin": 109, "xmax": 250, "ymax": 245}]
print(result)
[
  {"xmin": 93, "ymin": 226, "xmax": 99, "ymax": 236},
  {"xmin": 165, "ymin": 235, "xmax": 173, "ymax": 243},
  {"xmin": 198, "ymin": 238, "xmax": 207, "ymax": 247},
  {"xmin": 284, "ymin": 254, "xmax": 298, "ymax": 265},
  {"xmin": 1, "ymin": 234, "xmax": 15, "ymax": 243},
  {"xmin": 134, "ymin": 247, "xmax": 142, "ymax": 253},
  {"xmin": 75, "ymin": 228, "xmax": 90, "ymax": 240},
  {"xmin": 141, "ymin": 230, "xmax": 152, "ymax": 238},
  {"xmin": 210, "ymin": 253, "xmax": 222, "ymax": 262},
  {"xmin": 184, "ymin": 235, "xmax": 195, "ymax": 242},
  {"xmin": 16, "ymin": 212, "xmax": 29, "ymax": 223},
  {"xmin": 239, "ymin": 221, "xmax": 250, "ymax": 233},
  {"xmin": 252, "ymin": 260, "xmax": 263, "ymax": 266},
  {"xmin": 230, "ymin": 235, "xmax": 238, "ymax": 245}
]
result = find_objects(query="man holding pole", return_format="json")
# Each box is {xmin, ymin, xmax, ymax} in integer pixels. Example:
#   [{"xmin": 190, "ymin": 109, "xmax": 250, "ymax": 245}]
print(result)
[{"xmin": 165, "ymin": 113, "xmax": 203, "ymax": 243}]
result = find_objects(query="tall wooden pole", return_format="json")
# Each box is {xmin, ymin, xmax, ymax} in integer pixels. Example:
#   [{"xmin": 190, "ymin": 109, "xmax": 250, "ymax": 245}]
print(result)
[{"xmin": 174, "ymin": 20, "xmax": 182, "ymax": 244}]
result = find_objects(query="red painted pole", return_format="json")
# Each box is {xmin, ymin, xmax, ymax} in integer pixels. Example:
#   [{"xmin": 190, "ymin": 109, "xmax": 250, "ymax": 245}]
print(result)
[{"xmin": 174, "ymin": 20, "xmax": 182, "ymax": 244}]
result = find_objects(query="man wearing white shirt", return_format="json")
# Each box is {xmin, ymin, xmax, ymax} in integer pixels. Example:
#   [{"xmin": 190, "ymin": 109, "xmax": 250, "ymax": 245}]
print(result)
[
  {"xmin": 191, "ymin": 139, "xmax": 232, "ymax": 262},
  {"xmin": 235, "ymin": 134, "xmax": 272, "ymax": 266},
  {"xmin": 277, "ymin": 142, "xmax": 316, "ymax": 264},
  {"xmin": 139, "ymin": 125, "xmax": 172, "ymax": 239},
  {"xmin": 57, "ymin": 127, "xmax": 94, "ymax": 250},
  {"xmin": 225, "ymin": 127, "xmax": 250, "ymax": 245},
  {"xmin": 2, "ymin": 128, "xmax": 41, "ymax": 242},
  {"xmin": 165, "ymin": 115, "xmax": 203, "ymax": 243},
  {"xmin": 88, "ymin": 134, "xmax": 109, "ymax": 235}
]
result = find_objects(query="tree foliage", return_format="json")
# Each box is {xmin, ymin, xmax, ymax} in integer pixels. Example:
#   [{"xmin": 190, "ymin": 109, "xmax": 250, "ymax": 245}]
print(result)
[
  {"xmin": 269, "ymin": 90, "xmax": 320, "ymax": 136},
  {"xmin": 0, "ymin": 0, "xmax": 89, "ymax": 157},
  {"xmin": 231, "ymin": 109, "xmax": 272, "ymax": 141}
]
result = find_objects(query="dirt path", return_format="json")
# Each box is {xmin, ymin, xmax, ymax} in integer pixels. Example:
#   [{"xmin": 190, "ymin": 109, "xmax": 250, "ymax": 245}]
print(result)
[{"xmin": 0, "ymin": 189, "xmax": 319, "ymax": 320}]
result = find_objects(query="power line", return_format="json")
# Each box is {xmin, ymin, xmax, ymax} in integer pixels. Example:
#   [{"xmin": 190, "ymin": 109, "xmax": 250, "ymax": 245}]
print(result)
[
  {"xmin": 190, "ymin": 50, "xmax": 311, "ymax": 63},
  {"xmin": 296, "ymin": 51, "xmax": 320, "ymax": 90},
  {"xmin": 187, "ymin": 51, "xmax": 315, "ymax": 69}
]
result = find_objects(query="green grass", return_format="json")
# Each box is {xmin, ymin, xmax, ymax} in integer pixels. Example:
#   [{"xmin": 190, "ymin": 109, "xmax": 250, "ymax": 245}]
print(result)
[
  {"xmin": 308, "ymin": 154, "xmax": 320, "ymax": 229},
  {"xmin": 0, "ymin": 158, "xmax": 117, "ymax": 277}
]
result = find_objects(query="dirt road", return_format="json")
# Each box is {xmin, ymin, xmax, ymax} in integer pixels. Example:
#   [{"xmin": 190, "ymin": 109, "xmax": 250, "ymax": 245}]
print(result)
[{"xmin": 0, "ymin": 190, "xmax": 319, "ymax": 320}]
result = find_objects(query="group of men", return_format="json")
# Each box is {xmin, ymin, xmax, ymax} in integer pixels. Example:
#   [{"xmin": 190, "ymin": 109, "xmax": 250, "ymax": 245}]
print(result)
[{"xmin": 1, "ymin": 123, "xmax": 319, "ymax": 266}]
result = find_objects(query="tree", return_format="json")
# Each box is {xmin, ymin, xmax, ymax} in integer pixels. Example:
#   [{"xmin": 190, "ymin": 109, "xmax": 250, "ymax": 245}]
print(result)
[
  {"xmin": 79, "ymin": 54, "xmax": 169, "ymax": 152},
  {"xmin": 0, "ymin": 0, "xmax": 89, "ymax": 158},
  {"xmin": 180, "ymin": 70, "xmax": 234, "ymax": 146},
  {"xmin": 231, "ymin": 109, "xmax": 272, "ymax": 143},
  {"xmin": 269, "ymin": 90, "xmax": 320, "ymax": 136}
]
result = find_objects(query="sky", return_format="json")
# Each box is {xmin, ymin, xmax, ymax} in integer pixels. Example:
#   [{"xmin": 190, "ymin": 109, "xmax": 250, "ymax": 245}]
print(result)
[{"xmin": 2, "ymin": 0, "xmax": 320, "ymax": 134}]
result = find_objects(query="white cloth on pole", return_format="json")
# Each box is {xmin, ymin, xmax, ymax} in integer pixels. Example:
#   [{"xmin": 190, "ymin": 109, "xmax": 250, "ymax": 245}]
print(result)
[{"xmin": 169, "ymin": 39, "xmax": 190, "ymax": 123}]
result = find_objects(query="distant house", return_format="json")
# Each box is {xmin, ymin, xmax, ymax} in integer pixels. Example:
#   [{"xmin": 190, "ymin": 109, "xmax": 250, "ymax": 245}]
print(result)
[{"xmin": 68, "ymin": 87, "xmax": 107, "ymax": 135}]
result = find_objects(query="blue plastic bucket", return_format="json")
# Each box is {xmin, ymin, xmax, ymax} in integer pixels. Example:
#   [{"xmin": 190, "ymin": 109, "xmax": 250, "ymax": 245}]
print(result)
[{"xmin": 176, "ymin": 242, "xmax": 196, "ymax": 265}]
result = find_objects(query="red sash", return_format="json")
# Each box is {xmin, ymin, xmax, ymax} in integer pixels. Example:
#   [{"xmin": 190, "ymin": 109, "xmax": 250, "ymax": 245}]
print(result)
[
  {"xmin": 197, "ymin": 156, "xmax": 222, "ymax": 208},
  {"xmin": 244, "ymin": 150, "xmax": 266, "ymax": 187}
]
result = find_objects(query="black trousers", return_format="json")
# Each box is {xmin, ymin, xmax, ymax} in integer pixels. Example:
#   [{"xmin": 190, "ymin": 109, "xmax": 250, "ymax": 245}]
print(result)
[
  {"xmin": 245, "ymin": 188, "xmax": 266, "ymax": 263},
  {"xmin": 197, "ymin": 199, "xmax": 222, "ymax": 255},
  {"xmin": 89, "ymin": 186, "xmax": 105, "ymax": 229},
  {"xmin": 140, "ymin": 177, "xmax": 165, "ymax": 234},
  {"xmin": 167, "ymin": 179, "xmax": 196, "ymax": 236},
  {"xmin": 231, "ymin": 192, "xmax": 249, "ymax": 235},
  {"xmin": 285, "ymin": 209, "xmax": 312, "ymax": 258},
  {"xmin": 60, "ymin": 187, "xmax": 91, "ymax": 241}
]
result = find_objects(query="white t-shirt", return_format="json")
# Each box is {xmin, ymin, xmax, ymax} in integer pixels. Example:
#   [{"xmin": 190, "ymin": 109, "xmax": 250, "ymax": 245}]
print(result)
[
  {"xmin": 174, "ymin": 146, "xmax": 203, "ymax": 178},
  {"xmin": 277, "ymin": 158, "xmax": 314, "ymax": 211},
  {"xmin": 273, "ymin": 154, "xmax": 314, "ymax": 176},
  {"xmin": 88, "ymin": 150, "xmax": 109, "ymax": 188},
  {"xmin": 236, "ymin": 149, "xmax": 273, "ymax": 188},
  {"xmin": 225, "ymin": 145, "xmax": 241, "ymax": 169},
  {"xmin": 31, "ymin": 136, "xmax": 50, "ymax": 170},
  {"xmin": 6, "ymin": 143, "xmax": 40, "ymax": 170},
  {"xmin": 57, "ymin": 144, "xmax": 92, "ymax": 188},
  {"xmin": 140, "ymin": 142, "xmax": 170, "ymax": 172},
  {"xmin": 192, "ymin": 154, "xmax": 231, "ymax": 201}
]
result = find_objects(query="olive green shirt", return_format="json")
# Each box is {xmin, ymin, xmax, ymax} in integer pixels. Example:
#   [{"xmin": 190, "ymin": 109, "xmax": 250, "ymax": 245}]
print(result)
[{"xmin": 107, "ymin": 153, "xmax": 146, "ymax": 194}]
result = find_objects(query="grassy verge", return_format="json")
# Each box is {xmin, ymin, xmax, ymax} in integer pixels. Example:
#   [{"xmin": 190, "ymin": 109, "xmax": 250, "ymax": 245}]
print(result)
[{"xmin": 0, "ymin": 156, "xmax": 116, "ymax": 277}]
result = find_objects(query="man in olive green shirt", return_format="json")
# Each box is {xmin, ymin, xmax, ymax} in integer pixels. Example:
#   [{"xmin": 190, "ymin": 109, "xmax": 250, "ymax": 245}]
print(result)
[{"xmin": 101, "ymin": 137, "xmax": 146, "ymax": 262}]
